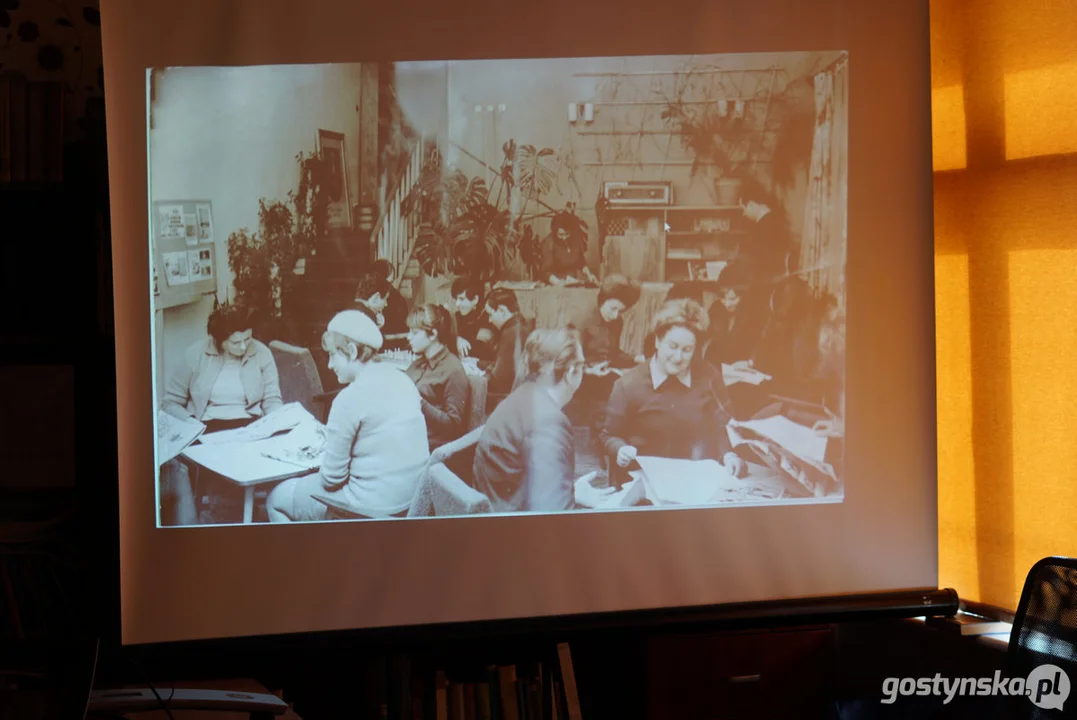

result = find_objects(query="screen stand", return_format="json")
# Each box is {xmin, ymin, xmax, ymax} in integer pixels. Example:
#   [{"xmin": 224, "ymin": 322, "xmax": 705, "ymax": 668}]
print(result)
[{"xmin": 88, "ymin": 686, "xmax": 290, "ymax": 717}]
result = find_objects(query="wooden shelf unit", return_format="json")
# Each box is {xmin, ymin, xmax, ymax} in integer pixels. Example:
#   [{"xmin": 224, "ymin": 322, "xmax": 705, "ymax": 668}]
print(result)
[{"xmin": 602, "ymin": 204, "xmax": 745, "ymax": 283}]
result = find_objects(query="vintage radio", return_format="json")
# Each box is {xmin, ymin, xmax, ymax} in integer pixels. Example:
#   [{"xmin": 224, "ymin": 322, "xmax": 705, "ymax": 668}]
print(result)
[{"xmin": 602, "ymin": 181, "xmax": 673, "ymax": 206}]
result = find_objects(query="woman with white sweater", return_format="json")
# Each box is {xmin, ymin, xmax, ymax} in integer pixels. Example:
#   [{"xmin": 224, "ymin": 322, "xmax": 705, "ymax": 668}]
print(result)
[{"xmin": 266, "ymin": 310, "xmax": 430, "ymax": 522}]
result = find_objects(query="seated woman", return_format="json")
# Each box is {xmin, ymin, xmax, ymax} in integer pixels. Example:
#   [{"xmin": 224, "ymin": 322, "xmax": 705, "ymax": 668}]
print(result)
[
  {"xmin": 481, "ymin": 288, "xmax": 535, "ymax": 411},
  {"xmin": 405, "ymin": 304, "xmax": 470, "ymax": 450},
  {"xmin": 472, "ymin": 328, "xmax": 587, "ymax": 513},
  {"xmin": 354, "ymin": 272, "xmax": 409, "ymax": 351},
  {"xmin": 266, "ymin": 310, "xmax": 430, "ymax": 522},
  {"xmin": 600, "ymin": 299, "xmax": 746, "ymax": 489},
  {"xmin": 539, "ymin": 213, "xmax": 598, "ymax": 286},
  {"xmin": 640, "ymin": 282, "xmax": 706, "ymax": 361},
  {"xmin": 451, "ymin": 276, "xmax": 495, "ymax": 362},
  {"xmin": 751, "ymin": 276, "xmax": 827, "ymax": 399},
  {"xmin": 160, "ymin": 302, "xmax": 282, "ymax": 526},
  {"xmin": 568, "ymin": 274, "xmax": 641, "ymax": 430},
  {"xmin": 703, "ymin": 261, "xmax": 765, "ymax": 367},
  {"xmin": 370, "ymin": 259, "xmax": 411, "ymax": 342}
]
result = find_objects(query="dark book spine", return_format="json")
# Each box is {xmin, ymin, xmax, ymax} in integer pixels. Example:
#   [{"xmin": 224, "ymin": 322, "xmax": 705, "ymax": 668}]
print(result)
[
  {"xmin": 0, "ymin": 74, "xmax": 10, "ymax": 182},
  {"xmin": 7, "ymin": 74, "xmax": 27, "ymax": 182},
  {"xmin": 25, "ymin": 82, "xmax": 45, "ymax": 183}
]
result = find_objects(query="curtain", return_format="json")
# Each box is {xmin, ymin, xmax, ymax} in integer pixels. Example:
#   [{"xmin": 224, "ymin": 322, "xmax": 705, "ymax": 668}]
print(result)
[
  {"xmin": 933, "ymin": 0, "xmax": 1077, "ymax": 611},
  {"xmin": 799, "ymin": 57, "xmax": 849, "ymax": 304}
]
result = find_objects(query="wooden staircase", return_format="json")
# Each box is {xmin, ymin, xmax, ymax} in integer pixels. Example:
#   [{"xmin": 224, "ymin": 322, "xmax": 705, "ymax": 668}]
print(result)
[{"xmin": 371, "ymin": 135, "xmax": 428, "ymax": 303}]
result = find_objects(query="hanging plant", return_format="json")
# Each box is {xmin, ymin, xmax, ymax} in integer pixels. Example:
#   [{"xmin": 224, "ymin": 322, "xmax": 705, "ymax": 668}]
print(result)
[{"xmin": 660, "ymin": 95, "xmax": 762, "ymax": 179}]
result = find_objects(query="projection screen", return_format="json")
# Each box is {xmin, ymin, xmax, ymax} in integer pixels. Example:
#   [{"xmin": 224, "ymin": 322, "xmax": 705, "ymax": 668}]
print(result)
[{"xmin": 103, "ymin": 0, "xmax": 937, "ymax": 645}]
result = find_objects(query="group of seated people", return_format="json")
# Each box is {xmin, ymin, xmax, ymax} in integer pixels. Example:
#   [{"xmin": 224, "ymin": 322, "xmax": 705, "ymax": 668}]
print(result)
[{"xmin": 159, "ymin": 253, "xmax": 844, "ymax": 525}]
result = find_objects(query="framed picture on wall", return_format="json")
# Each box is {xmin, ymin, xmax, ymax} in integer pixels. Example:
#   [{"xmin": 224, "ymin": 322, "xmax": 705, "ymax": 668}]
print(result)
[{"xmin": 317, "ymin": 129, "xmax": 352, "ymax": 230}]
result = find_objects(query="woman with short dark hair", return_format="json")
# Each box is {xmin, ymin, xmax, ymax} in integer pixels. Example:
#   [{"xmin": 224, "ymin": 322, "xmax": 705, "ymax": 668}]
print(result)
[
  {"xmin": 355, "ymin": 266, "xmax": 410, "ymax": 350},
  {"xmin": 569, "ymin": 274, "xmax": 642, "ymax": 430},
  {"xmin": 539, "ymin": 213, "xmax": 598, "ymax": 285},
  {"xmin": 159, "ymin": 302, "xmax": 282, "ymax": 526},
  {"xmin": 450, "ymin": 276, "xmax": 494, "ymax": 361},
  {"xmin": 600, "ymin": 299, "xmax": 745, "ymax": 488},
  {"xmin": 405, "ymin": 304, "xmax": 470, "ymax": 450}
]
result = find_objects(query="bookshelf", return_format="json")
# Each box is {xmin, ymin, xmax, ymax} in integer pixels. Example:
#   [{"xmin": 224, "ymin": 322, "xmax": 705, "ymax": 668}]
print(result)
[
  {"xmin": 600, "ymin": 205, "xmax": 744, "ymax": 283},
  {"xmin": 0, "ymin": 75, "xmax": 65, "ymax": 185}
]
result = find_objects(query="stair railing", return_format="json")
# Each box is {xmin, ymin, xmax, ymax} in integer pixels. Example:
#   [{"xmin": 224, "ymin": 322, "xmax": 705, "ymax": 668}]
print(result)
[{"xmin": 372, "ymin": 134, "xmax": 426, "ymax": 285}]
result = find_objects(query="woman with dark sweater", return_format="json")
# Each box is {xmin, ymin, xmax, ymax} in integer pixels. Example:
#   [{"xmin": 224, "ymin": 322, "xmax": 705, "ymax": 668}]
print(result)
[
  {"xmin": 569, "ymin": 274, "xmax": 641, "ymax": 430},
  {"xmin": 451, "ymin": 276, "xmax": 495, "ymax": 362},
  {"xmin": 354, "ymin": 270, "xmax": 409, "ymax": 351},
  {"xmin": 404, "ymin": 303, "xmax": 470, "ymax": 450},
  {"xmin": 600, "ymin": 299, "xmax": 745, "ymax": 488}
]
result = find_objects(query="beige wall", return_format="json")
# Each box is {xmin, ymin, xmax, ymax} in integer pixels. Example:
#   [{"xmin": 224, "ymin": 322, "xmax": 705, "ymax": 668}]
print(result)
[
  {"xmin": 397, "ymin": 51, "xmax": 839, "ymax": 272},
  {"xmin": 149, "ymin": 63, "xmax": 364, "ymax": 388}
]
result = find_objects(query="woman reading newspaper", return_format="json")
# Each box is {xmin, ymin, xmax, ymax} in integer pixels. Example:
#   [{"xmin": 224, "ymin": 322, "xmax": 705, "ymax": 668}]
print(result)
[
  {"xmin": 266, "ymin": 310, "xmax": 430, "ymax": 522},
  {"xmin": 600, "ymin": 299, "xmax": 747, "ymax": 491},
  {"xmin": 159, "ymin": 303, "xmax": 283, "ymax": 526}
]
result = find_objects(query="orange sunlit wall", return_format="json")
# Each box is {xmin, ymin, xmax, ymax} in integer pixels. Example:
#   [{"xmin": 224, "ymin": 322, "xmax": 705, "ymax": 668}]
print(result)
[{"xmin": 932, "ymin": 0, "xmax": 1077, "ymax": 610}]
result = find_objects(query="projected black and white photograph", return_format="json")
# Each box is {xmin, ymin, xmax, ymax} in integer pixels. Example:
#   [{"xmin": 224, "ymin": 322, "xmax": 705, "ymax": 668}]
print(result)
[{"xmin": 148, "ymin": 51, "xmax": 848, "ymax": 527}]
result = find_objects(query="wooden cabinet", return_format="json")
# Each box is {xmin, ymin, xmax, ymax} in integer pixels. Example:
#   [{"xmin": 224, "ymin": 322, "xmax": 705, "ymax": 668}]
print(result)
[
  {"xmin": 601, "ymin": 205, "xmax": 745, "ymax": 283},
  {"xmin": 646, "ymin": 626, "xmax": 835, "ymax": 720}
]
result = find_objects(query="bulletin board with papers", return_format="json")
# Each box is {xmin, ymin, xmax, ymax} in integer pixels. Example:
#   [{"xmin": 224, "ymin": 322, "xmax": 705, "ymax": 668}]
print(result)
[{"xmin": 151, "ymin": 199, "xmax": 218, "ymax": 309}]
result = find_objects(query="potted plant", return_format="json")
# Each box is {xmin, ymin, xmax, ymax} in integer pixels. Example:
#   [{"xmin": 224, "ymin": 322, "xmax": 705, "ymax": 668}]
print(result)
[
  {"xmin": 226, "ymin": 151, "xmax": 331, "ymax": 340},
  {"xmin": 406, "ymin": 139, "xmax": 560, "ymax": 287}
]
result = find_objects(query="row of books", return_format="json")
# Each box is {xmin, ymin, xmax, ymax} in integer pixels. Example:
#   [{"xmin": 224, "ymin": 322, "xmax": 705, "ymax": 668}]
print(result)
[
  {"xmin": 0, "ymin": 74, "xmax": 65, "ymax": 183},
  {"xmin": 363, "ymin": 644, "xmax": 583, "ymax": 720}
]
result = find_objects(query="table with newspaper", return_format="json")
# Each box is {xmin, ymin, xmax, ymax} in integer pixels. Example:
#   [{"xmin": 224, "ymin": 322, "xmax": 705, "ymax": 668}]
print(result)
[
  {"xmin": 576, "ymin": 413, "xmax": 841, "ymax": 510},
  {"xmin": 177, "ymin": 403, "xmax": 327, "ymax": 523}
]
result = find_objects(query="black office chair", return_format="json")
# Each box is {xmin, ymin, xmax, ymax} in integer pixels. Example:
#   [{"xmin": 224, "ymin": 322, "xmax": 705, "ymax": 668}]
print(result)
[{"xmin": 1006, "ymin": 556, "xmax": 1077, "ymax": 718}]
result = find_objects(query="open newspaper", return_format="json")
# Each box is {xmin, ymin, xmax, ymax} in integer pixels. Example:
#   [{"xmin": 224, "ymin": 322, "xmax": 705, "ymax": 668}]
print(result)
[
  {"xmin": 196, "ymin": 402, "xmax": 314, "ymax": 445},
  {"xmin": 633, "ymin": 456, "xmax": 783, "ymax": 506},
  {"xmin": 727, "ymin": 415, "xmax": 838, "ymax": 495},
  {"xmin": 181, "ymin": 403, "xmax": 328, "ymax": 480},
  {"xmin": 257, "ymin": 419, "xmax": 327, "ymax": 471},
  {"xmin": 157, "ymin": 411, "xmax": 205, "ymax": 465}
]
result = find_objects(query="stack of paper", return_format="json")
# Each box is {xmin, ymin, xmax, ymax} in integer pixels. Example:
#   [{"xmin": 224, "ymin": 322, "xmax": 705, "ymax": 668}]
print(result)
[
  {"xmin": 157, "ymin": 411, "xmax": 205, "ymax": 465},
  {"xmin": 727, "ymin": 415, "xmax": 838, "ymax": 495},
  {"xmin": 635, "ymin": 456, "xmax": 745, "ymax": 506},
  {"xmin": 729, "ymin": 415, "xmax": 828, "ymax": 464}
]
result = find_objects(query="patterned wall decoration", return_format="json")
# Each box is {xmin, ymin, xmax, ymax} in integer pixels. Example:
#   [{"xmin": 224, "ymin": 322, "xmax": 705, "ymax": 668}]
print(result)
[{"xmin": 0, "ymin": 0, "xmax": 104, "ymax": 140}]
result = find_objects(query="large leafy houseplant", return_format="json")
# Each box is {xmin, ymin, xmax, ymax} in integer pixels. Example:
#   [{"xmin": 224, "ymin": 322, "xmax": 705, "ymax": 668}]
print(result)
[{"xmin": 406, "ymin": 139, "xmax": 560, "ymax": 281}]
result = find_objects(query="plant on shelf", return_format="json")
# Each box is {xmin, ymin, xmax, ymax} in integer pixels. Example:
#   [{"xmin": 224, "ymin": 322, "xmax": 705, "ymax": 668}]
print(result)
[
  {"xmin": 226, "ymin": 151, "xmax": 331, "ymax": 336},
  {"xmin": 406, "ymin": 139, "xmax": 561, "ymax": 282},
  {"xmin": 660, "ymin": 87, "xmax": 764, "ymax": 179}
]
